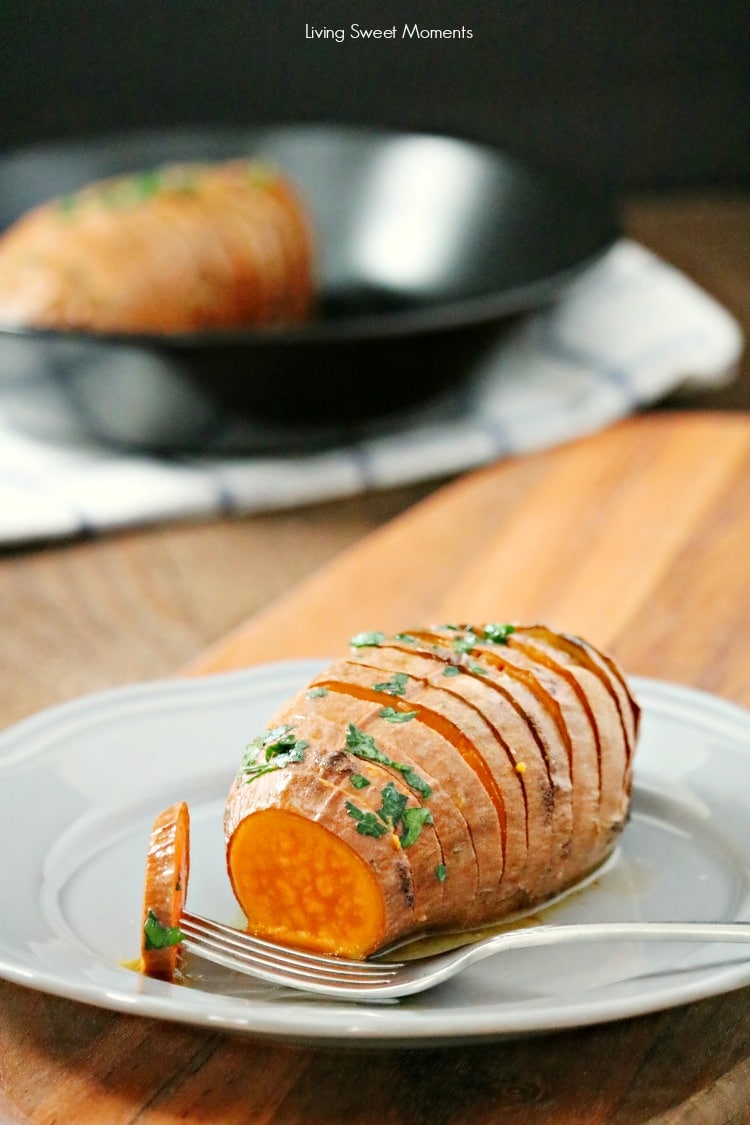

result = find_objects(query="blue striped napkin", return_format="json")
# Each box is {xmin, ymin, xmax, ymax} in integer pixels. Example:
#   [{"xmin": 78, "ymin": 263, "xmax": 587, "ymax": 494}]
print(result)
[{"xmin": 0, "ymin": 240, "xmax": 742, "ymax": 545}]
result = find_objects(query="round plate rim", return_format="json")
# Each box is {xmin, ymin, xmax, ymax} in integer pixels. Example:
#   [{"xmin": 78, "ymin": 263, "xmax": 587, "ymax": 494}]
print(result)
[{"xmin": 0, "ymin": 663, "xmax": 749, "ymax": 1046}]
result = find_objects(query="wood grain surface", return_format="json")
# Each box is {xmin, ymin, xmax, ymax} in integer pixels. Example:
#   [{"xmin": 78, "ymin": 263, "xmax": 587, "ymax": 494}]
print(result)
[{"xmin": 4, "ymin": 410, "xmax": 750, "ymax": 1123}]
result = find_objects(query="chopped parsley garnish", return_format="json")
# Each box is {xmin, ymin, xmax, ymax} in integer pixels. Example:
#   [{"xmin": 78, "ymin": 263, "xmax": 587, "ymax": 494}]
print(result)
[
  {"xmin": 442, "ymin": 665, "xmax": 461, "ymax": 677},
  {"xmin": 138, "ymin": 169, "xmax": 162, "ymax": 195},
  {"xmin": 398, "ymin": 766, "xmax": 432, "ymax": 799},
  {"xmin": 344, "ymin": 724, "xmax": 391, "ymax": 765},
  {"xmin": 378, "ymin": 781, "xmax": 409, "ymax": 828},
  {"xmin": 241, "ymin": 724, "xmax": 308, "ymax": 783},
  {"xmin": 143, "ymin": 909, "xmax": 185, "ymax": 950},
  {"xmin": 344, "ymin": 724, "xmax": 432, "ymax": 798},
  {"xmin": 436, "ymin": 863, "xmax": 447, "ymax": 883},
  {"xmin": 468, "ymin": 663, "xmax": 488, "ymax": 675},
  {"xmin": 350, "ymin": 630, "xmax": 386, "ymax": 648},
  {"xmin": 483, "ymin": 623, "xmax": 515, "ymax": 644},
  {"xmin": 306, "ymin": 687, "xmax": 328, "ymax": 698},
  {"xmin": 99, "ymin": 171, "xmax": 162, "ymax": 209},
  {"xmin": 379, "ymin": 784, "xmax": 432, "ymax": 848},
  {"xmin": 350, "ymin": 773, "xmax": 370, "ymax": 790},
  {"xmin": 347, "ymin": 783, "xmax": 433, "ymax": 848},
  {"xmin": 373, "ymin": 672, "xmax": 409, "ymax": 696},
  {"xmin": 400, "ymin": 806, "xmax": 434, "ymax": 848},
  {"xmin": 379, "ymin": 707, "xmax": 418, "ymax": 723},
  {"xmin": 452, "ymin": 631, "xmax": 479, "ymax": 655},
  {"xmin": 394, "ymin": 633, "xmax": 417, "ymax": 644},
  {"xmin": 345, "ymin": 801, "xmax": 389, "ymax": 838}
]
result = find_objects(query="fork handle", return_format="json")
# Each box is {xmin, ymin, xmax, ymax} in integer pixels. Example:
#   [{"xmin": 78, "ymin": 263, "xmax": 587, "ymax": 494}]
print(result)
[{"xmin": 460, "ymin": 920, "xmax": 750, "ymax": 970}]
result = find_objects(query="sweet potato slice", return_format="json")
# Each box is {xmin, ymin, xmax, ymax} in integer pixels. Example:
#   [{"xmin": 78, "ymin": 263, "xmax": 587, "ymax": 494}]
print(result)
[{"xmin": 141, "ymin": 801, "xmax": 190, "ymax": 981}]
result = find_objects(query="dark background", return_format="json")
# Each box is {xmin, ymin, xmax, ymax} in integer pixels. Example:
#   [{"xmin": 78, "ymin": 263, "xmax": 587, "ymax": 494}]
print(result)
[{"xmin": 0, "ymin": 0, "xmax": 747, "ymax": 188}]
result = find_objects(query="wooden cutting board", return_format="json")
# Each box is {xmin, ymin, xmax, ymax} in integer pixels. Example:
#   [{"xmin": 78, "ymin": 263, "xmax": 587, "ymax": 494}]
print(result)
[
  {"xmin": 7, "ymin": 410, "xmax": 750, "ymax": 1125},
  {"xmin": 188, "ymin": 410, "xmax": 750, "ymax": 712}
]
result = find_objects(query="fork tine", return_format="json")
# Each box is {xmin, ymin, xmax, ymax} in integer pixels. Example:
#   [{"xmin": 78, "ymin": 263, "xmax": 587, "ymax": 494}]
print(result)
[
  {"xmin": 179, "ymin": 912, "xmax": 402, "ymax": 986},
  {"xmin": 181, "ymin": 931, "xmax": 399, "ymax": 984},
  {"xmin": 179, "ymin": 912, "xmax": 399, "ymax": 977},
  {"xmin": 186, "ymin": 945, "xmax": 398, "ymax": 990},
  {"xmin": 181, "ymin": 911, "xmax": 401, "ymax": 970}
]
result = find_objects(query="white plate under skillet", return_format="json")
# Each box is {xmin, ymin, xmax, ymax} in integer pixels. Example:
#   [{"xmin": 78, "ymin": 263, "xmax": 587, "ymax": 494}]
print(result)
[{"xmin": 1, "ymin": 660, "xmax": 750, "ymax": 1048}]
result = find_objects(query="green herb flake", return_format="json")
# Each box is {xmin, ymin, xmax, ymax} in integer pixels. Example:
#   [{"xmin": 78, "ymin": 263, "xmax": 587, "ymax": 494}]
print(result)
[
  {"xmin": 379, "ymin": 706, "xmax": 418, "ymax": 724},
  {"xmin": 394, "ymin": 633, "xmax": 417, "ymax": 644},
  {"xmin": 345, "ymin": 801, "xmax": 389, "ymax": 838},
  {"xmin": 378, "ymin": 781, "xmax": 409, "ymax": 828},
  {"xmin": 134, "ymin": 169, "xmax": 162, "ymax": 199},
  {"xmin": 344, "ymin": 724, "xmax": 432, "ymax": 798},
  {"xmin": 350, "ymin": 630, "xmax": 386, "ymax": 649},
  {"xmin": 483, "ymin": 623, "xmax": 516, "ymax": 645},
  {"xmin": 435, "ymin": 863, "xmax": 447, "ymax": 883},
  {"xmin": 442, "ymin": 665, "xmax": 461, "ymax": 677},
  {"xmin": 345, "ymin": 723, "xmax": 391, "ymax": 766},
  {"xmin": 399, "ymin": 766, "xmax": 432, "ymax": 799},
  {"xmin": 306, "ymin": 687, "xmax": 328, "ymax": 698},
  {"xmin": 143, "ymin": 909, "xmax": 185, "ymax": 951},
  {"xmin": 468, "ymin": 663, "xmax": 488, "ymax": 675},
  {"xmin": 400, "ymin": 806, "xmax": 434, "ymax": 848},
  {"xmin": 238, "ymin": 762, "xmax": 280, "ymax": 783},
  {"xmin": 350, "ymin": 773, "xmax": 371, "ymax": 790},
  {"xmin": 373, "ymin": 672, "xmax": 409, "ymax": 696},
  {"xmin": 452, "ymin": 631, "xmax": 478, "ymax": 655},
  {"xmin": 241, "ymin": 724, "xmax": 308, "ymax": 783}
]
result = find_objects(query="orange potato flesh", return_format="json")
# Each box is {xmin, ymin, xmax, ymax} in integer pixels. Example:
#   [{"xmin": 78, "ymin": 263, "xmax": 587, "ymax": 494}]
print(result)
[
  {"xmin": 141, "ymin": 801, "xmax": 190, "ymax": 981},
  {"xmin": 227, "ymin": 808, "xmax": 386, "ymax": 959}
]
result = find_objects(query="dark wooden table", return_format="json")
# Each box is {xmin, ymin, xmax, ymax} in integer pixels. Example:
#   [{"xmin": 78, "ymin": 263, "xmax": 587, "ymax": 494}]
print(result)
[{"xmin": 1, "ymin": 196, "xmax": 750, "ymax": 1123}]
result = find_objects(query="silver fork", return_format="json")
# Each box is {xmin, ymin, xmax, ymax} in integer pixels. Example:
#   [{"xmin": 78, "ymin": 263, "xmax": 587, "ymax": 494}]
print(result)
[{"xmin": 178, "ymin": 912, "xmax": 750, "ymax": 1000}]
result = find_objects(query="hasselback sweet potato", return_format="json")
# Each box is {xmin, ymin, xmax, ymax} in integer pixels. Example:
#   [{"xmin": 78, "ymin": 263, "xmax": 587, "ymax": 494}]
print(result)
[
  {"xmin": 0, "ymin": 160, "xmax": 313, "ymax": 333},
  {"xmin": 224, "ymin": 624, "xmax": 639, "ymax": 959}
]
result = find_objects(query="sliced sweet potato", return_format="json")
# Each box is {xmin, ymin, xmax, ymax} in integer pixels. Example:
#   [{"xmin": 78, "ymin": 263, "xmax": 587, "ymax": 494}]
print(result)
[
  {"xmin": 141, "ymin": 801, "xmax": 190, "ymax": 981},
  {"xmin": 0, "ymin": 160, "xmax": 314, "ymax": 333},
  {"xmin": 224, "ymin": 624, "xmax": 639, "ymax": 958}
]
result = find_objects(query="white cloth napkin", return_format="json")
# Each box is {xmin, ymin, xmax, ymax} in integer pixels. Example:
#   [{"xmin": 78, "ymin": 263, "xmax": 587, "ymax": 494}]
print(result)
[{"xmin": 0, "ymin": 239, "xmax": 742, "ymax": 546}]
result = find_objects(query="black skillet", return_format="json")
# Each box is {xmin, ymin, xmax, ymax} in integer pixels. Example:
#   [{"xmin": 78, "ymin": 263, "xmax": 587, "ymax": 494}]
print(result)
[{"xmin": 0, "ymin": 124, "xmax": 618, "ymax": 452}]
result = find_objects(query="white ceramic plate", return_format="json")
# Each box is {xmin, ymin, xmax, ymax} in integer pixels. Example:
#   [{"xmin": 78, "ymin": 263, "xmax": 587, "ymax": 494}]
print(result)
[{"xmin": 1, "ymin": 661, "xmax": 750, "ymax": 1047}]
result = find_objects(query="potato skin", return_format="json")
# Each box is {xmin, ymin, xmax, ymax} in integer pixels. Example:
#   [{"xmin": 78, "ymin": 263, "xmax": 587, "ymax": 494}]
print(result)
[
  {"xmin": 225, "ymin": 624, "xmax": 639, "ymax": 953},
  {"xmin": 0, "ymin": 160, "xmax": 314, "ymax": 334}
]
